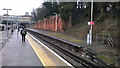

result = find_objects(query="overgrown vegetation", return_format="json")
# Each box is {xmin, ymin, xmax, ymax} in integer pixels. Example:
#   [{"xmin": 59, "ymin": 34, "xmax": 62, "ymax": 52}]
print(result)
[
  {"xmin": 48, "ymin": 33, "xmax": 85, "ymax": 44},
  {"xmin": 31, "ymin": 1, "xmax": 120, "ymax": 65},
  {"xmin": 96, "ymin": 54, "xmax": 114, "ymax": 65},
  {"xmin": 32, "ymin": 1, "xmax": 120, "ymax": 47},
  {"xmin": 33, "ymin": 2, "xmax": 120, "ymax": 24}
]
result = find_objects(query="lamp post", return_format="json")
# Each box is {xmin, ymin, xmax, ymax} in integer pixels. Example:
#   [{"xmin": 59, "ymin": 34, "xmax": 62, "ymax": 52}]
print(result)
[
  {"xmin": 3, "ymin": 8, "xmax": 12, "ymax": 37},
  {"xmin": 90, "ymin": 0, "xmax": 93, "ymax": 44},
  {"xmin": 87, "ymin": 0, "xmax": 94, "ymax": 44},
  {"xmin": 43, "ymin": 17, "xmax": 46, "ymax": 30},
  {"xmin": 54, "ymin": 13, "xmax": 57, "ymax": 32},
  {"xmin": 77, "ymin": 0, "xmax": 79, "ymax": 8},
  {"xmin": 16, "ymin": 16, "xmax": 19, "ymax": 29}
]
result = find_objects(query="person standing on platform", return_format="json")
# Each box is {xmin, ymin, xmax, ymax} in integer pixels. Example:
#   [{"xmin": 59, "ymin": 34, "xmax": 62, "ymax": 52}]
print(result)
[
  {"xmin": 11, "ymin": 27, "xmax": 14, "ymax": 35},
  {"xmin": 17, "ymin": 27, "xmax": 20, "ymax": 39},
  {"xmin": 17, "ymin": 27, "xmax": 20, "ymax": 32},
  {"xmin": 20, "ymin": 27, "xmax": 27, "ymax": 42}
]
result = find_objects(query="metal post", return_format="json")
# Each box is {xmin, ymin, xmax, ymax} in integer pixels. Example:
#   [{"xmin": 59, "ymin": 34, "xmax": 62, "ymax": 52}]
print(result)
[
  {"xmin": 55, "ymin": 13, "xmax": 57, "ymax": 31},
  {"xmin": 91, "ymin": 0, "xmax": 93, "ymax": 22},
  {"xmin": 16, "ymin": 16, "xmax": 19, "ymax": 39},
  {"xmin": 77, "ymin": 0, "xmax": 79, "ymax": 8},
  {"xmin": 17, "ymin": 19, "xmax": 19, "ymax": 28},
  {"xmin": 54, "ymin": 13, "xmax": 57, "ymax": 31},
  {"xmin": 3, "ymin": 8, "xmax": 12, "ymax": 37},
  {"xmin": 43, "ymin": 17, "xmax": 46, "ymax": 30},
  {"xmin": 57, "ymin": 0, "xmax": 59, "ymax": 4},
  {"xmin": 10, "ymin": 16, "xmax": 12, "ymax": 28},
  {"xmin": 7, "ymin": 10, "xmax": 9, "ymax": 37},
  {"xmin": 89, "ymin": 0, "xmax": 93, "ymax": 44}
]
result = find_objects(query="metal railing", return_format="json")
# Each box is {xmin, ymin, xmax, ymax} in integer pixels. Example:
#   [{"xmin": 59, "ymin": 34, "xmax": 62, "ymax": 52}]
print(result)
[
  {"xmin": 95, "ymin": 33, "xmax": 115, "ymax": 47},
  {"xmin": 107, "ymin": 34, "xmax": 114, "ymax": 47}
]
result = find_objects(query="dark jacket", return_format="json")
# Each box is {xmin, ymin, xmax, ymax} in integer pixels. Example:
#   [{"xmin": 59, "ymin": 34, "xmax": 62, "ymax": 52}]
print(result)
[{"xmin": 20, "ymin": 29, "xmax": 27, "ymax": 35}]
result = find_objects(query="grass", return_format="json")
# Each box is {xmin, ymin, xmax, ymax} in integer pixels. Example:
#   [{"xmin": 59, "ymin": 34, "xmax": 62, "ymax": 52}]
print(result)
[
  {"xmin": 96, "ymin": 54, "xmax": 114, "ymax": 65},
  {"xmin": 48, "ymin": 33, "xmax": 85, "ymax": 44}
]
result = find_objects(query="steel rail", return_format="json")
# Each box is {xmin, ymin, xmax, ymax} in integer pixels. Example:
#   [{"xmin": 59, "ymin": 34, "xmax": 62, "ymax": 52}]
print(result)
[{"xmin": 27, "ymin": 29, "xmax": 108, "ymax": 68}]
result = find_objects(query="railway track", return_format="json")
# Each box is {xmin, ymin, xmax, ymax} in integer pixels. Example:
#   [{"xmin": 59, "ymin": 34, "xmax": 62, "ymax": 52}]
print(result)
[{"xmin": 27, "ymin": 29, "xmax": 109, "ymax": 68}]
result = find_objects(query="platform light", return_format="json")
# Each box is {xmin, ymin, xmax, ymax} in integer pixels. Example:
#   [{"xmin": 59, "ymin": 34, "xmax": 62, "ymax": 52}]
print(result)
[{"xmin": 3, "ymin": 8, "xmax": 12, "ymax": 37}]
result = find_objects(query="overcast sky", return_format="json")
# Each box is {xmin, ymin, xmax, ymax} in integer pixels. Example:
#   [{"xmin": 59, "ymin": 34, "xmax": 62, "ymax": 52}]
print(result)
[{"xmin": 0, "ymin": 0, "xmax": 44, "ymax": 15}]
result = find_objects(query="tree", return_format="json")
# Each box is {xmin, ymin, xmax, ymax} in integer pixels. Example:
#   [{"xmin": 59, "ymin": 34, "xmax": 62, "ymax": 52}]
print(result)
[
  {"xmin": 43, "ymin": 2, "xmax": 59, "ymax": 17},
  {"xmin": 36, "ymin": 5, "xmax": 47, "ymax": 20},
  {"xmin": 59, "ymin": 2, "xmax": 77, "ymax": 29}
]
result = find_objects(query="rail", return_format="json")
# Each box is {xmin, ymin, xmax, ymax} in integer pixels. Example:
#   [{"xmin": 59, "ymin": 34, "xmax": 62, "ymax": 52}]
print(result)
[
  {"xmin": 27, "ymin": 28, "xmax": 109, "ymax": 68},
  {"xmin": 107, "ymin": 34, "xmax": 114, "ymax": 47},
  {"xmin": 95, "ymin": 33, "xmax": 115, "ymax": 47}
]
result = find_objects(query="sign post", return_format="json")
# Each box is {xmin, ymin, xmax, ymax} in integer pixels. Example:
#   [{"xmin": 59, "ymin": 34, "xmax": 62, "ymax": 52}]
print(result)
[
  {"xmin": 87, "ymin": 21, "xmax": 94, "ymax": 44},
  {"xmin": 87, "ymin": 0, "xmax": 94, "ymax": 44}
]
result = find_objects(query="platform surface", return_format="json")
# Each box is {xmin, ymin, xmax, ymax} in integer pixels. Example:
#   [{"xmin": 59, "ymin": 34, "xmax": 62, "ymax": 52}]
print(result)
[
  {"xmin": 1, "ymin": 29, "xmax": 71, "ymax": 68},
  {"xmin": 2, "ymin": 30, "xmax": 43, "ymax": 66}
]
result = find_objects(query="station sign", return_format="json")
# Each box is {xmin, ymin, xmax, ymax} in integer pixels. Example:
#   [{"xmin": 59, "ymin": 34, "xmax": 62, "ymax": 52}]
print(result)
[{"xmin": 88, "ymin": 21, "xmax": 94, "ymax": 25}]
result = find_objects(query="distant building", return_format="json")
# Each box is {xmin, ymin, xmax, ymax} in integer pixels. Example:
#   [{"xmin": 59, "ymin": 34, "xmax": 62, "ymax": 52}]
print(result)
[
  {"xmin": 1, "ymin": 15, "xmax": 32, "ymax": 27},
  {"xmin": 25, "ymin": 12, "xmax": 29, "ymax": 16}
]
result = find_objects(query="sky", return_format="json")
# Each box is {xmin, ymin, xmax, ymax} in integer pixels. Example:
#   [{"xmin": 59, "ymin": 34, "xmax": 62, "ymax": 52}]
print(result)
[{"xmin": 0, "ymin": 0, "xmax": 44, "ymax": 15}]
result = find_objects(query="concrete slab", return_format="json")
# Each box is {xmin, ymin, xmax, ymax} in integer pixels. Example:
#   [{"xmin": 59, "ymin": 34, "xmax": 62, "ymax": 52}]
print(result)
[{"xmin": 2, "ymin": 30, "xmax": 43, "ymax": 66}]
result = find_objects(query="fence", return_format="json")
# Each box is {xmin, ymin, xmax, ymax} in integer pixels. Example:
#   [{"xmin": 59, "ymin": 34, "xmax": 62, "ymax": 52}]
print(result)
[{"xmin": 95, "ymin": 33, "xmax": 115, "ymax": 47}]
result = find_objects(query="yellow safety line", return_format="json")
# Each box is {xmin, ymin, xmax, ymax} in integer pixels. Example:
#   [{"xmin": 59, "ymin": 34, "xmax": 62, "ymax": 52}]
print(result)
[{"xmin": 26, "ymin": 34, "xmax": 56, "ymax": 68}]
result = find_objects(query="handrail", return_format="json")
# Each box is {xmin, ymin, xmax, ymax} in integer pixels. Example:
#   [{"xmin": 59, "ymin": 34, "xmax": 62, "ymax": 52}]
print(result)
[
  {"xmin": 107, "ymin": 34, "xmax": 114, "ymax": 47},
  {"xmin": 95, "ymin": 33, "xmax": 115, "ymax": 47}
]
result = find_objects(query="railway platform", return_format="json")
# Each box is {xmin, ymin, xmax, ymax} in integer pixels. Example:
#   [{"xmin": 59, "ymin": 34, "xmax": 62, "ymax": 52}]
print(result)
[
  {"xmin": 1, "ymin": 29, "xmax": 72, "ymax": 68},
  {"xmin": 27, "ymin": 28, "xmax": 119, "ymax": 66}
]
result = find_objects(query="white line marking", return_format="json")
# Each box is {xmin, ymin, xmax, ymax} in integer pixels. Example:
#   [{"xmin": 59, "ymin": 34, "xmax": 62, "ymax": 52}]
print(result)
[{"xmin": 28, "ymin": 33, "xmax": 74, "ymax": 67}]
